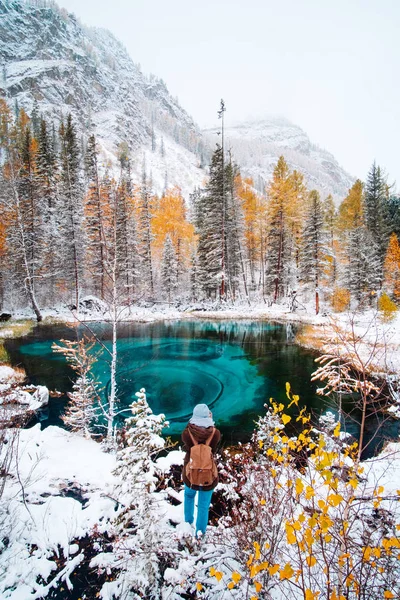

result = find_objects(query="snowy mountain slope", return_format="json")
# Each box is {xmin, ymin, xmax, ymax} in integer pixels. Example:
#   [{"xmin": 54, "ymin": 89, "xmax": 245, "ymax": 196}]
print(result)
[
  {"xmin": 204, "ymin": 117, "xmax": 354, "ymax": 200},
  {"xmin": 0, "ymin": 0, "xmax": 206, "ymax": 196},
  {"xmin": 0, "ymin": 1, "xmax": 354, "ymax": 201}
]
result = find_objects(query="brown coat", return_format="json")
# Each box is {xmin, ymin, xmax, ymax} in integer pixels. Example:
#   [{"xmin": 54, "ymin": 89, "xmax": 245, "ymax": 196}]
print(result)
[{"xmin": 182, "ymin": 423, "xmax": 221, "ymax": 491}]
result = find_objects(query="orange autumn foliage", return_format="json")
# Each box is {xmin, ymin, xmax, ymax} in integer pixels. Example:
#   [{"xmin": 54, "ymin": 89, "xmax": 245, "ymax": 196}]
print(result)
[
  {"xmin": 151, "ymin": 186, "xmax": 195, "ymax": 263},
  {"xmin": 384, "ymin": 233, "xmax": 400, "ymax": 300},
  {"xmin": 236, "ymin": 176, "xmax": 267, "ymax": 263}
]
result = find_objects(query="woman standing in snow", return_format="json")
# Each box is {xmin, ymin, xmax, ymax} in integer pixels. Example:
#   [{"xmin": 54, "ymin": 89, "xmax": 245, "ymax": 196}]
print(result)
[{"xmin": 182, "ymin": 403, "xmax": 221, "ymax": 537}]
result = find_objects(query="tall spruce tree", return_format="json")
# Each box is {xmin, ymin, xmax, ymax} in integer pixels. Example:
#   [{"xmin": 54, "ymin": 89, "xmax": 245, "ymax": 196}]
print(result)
[
  {"xmin": 36, "ymin": 117, "xmax": 59, "ymax": 302},
  {"xmin": 265, "ymin": 156, "xmax": 294, "ymax": 302},
  {"xmin": 196, "ymin": 144, "xmax": 226, "ymax": 299},
  {"xmin": 84, "ymin": 134, "xmax": 109, "ymax": 299},
  {"xmin": 300, "ymin": 190, "xmax": 330, "ymax": 314},
  {"xmin": 161, "ymin": 234, "xmax": 177, "ymax": 304},
  {"xmin": 364, "ymin": 163, "xmax": 390, "ymax": 265},
  {"xmin": 347, "ymin": 227, "xmax": 381, "ymax": 303},
  {"xmin": 137, "ymin": 167, "xmax": 154, "ymax": 298},
  {"xmin": 59, "ymin": 114, "xmax": 84, "ymax": 308}
]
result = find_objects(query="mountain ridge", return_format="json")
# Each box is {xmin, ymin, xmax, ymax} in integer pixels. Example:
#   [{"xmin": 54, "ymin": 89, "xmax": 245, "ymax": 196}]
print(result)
[{"xmin": 1, "ymin": 0, "xmax": 353, "ymax": 201}]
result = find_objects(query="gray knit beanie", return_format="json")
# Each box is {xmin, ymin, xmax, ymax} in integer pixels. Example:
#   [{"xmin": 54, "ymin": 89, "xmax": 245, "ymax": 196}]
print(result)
[{"xmin": 189, "ymin": 403, "xmax": 214, "ymax": 428}]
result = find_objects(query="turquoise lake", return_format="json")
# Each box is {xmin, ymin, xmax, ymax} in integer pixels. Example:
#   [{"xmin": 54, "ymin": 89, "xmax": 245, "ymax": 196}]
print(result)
[{"xmin": 5, "ymin": 319, "xmax": 397, "ymax": 451}]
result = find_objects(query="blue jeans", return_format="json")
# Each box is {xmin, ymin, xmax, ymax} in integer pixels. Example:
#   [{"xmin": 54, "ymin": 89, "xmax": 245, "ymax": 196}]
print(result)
[{"xmin": 184, "ymin": 484, "xmax": 213, "ymax": 535}]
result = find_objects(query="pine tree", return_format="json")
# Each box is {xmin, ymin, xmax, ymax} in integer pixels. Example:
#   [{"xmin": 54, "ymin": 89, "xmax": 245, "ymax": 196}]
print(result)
[
  {"xmin": 84, "ymin": 134, "xmax": 108, "ymax": 299},
  {"xmin": 364, "ymin": 163, "xmax": 390, "ymax": 265},
  {"xmin": 0, "ymin": 104, "xmax": 43, "ymax": 320},
  {"xmin": 300, "ymin": 190, "xmax": 330, "ymax": 314},
  {"xmin": 225, "ymin": 158, "xmax": 249, "ymax": 303},
  {"xmin": 388, "ymin": 194, "xmax": 400, "ymax": 239},
  {"xmin": 323, "ymin": 194, "xmax": 337, "ymax": 286},
  {"xmin": 347, "ymin": 227, "xmax": 381, "ymax": 303},
  {"xmin": 196, "ymin": 145, "xmax": 226, "ymax": 299},
  {"xmin": 52, "ymin": 338, "xmax": 99, "ymax": 438},
  {"xmin": 59, "ymin": 114, "xmax": 84, "ymax": 308},
  {"xmin": 112, "ymin": 389, "xmax": 167, "ymax": 597},
  {"xmin": 383, "ymin": 232, "xmax": 400, "ymax": 300},
  {"xmin": 161, "ymin": 234, "xmax": 177, "ymax": 304},
  {"xmin": 137, "ymin": 167, "xmax": 154, "ymax": 298}
]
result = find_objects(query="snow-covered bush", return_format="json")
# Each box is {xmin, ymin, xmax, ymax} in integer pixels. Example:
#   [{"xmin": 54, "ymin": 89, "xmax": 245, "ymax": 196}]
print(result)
[{"xmin": 99, "ymin": 389, "xmax": 171, "ymax": 599}]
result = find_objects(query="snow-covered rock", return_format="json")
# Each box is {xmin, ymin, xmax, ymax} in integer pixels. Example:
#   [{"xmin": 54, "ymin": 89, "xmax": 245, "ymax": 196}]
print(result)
[
  {"xmin": 204, "ymin": 117, "xmax": 354, "ymax": 201},
  {"xmin": 0, "ymin": 0, "xmax": 206, "ymax": 199},
  {"xmin": 1, "ymin": 1, "xmax": 353, "ymax": 201}
]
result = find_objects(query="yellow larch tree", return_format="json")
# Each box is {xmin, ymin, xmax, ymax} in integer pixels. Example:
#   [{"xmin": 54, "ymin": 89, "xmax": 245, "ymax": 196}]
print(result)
[
  {"xmin": 266, "ymin": 156, "xmax": 300, "ymax": 301},
  {"xmin": 383, "ymin": 232, "xmax": 400, "ymax": 300},
  {"xmin": 336, "ymin": 179, "xmax": 364, "ymax": 233},
  {"xmin": 235, "ymin": 175, "xmax": 267, "ymax": 289},
  {"xmin": 150, "ymin": 186, "xmax": 195, "ymax": 267}
]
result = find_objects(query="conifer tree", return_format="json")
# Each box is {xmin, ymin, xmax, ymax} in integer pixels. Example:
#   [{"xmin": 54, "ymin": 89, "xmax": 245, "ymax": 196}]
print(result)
[
  {"xmin": 265, "ymin": 156, "xmax": 295, "ymax": 301},
  {"xmin": 364, "ymin": 162, "xmax": 390, "ymax": 264},
  {"xmin": 196, "ymin": 144, "xmax": 226, "ymax": 299},
  {"xmin": 52, "ymin": 338, "xmax": 99, "ymax": 438},
  {"xmin": 323, "ymin": 194, "xmax": 337, "ymax": 285},
  {"xmin": 0, "ymin": 103, "xmax": 42, "ymax": 320},
  {"xmin": 300, "ymin": 190, "xmax": 330, "ymax": 314},
  {"xmin": 84, "ymin": 134, "xmax": 108, "ymax": 299},
  {"xmin": 137, "ymin": 167, "xmax": 154, "ymax": 298},
  {"xmin": 59, "ymin": 114, "xmax": 84, "ymax": 308},
  {"xmin": 161, "ymin": 234, "xmax": 177, "ymax": 304},
  {"xmin": 225, "ymin": 158, "xmax": 249, "ymax": 302},
  {"xmin": 388, "ymin": 194, "xmax": 400, "ymax": 239},
  {"xmin": 112, "ymin": 389, "xmax": 167, "ymax": 597},
  {"xmin": 347, "ymin": 227, "xmax": 381, "ymax": 302}
]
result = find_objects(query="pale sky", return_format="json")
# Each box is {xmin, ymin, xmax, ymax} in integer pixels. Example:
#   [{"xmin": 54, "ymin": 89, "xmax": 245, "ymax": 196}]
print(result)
[{"xmin": 58, "ymin": 0, "xmax": 400, "ymax": 188}]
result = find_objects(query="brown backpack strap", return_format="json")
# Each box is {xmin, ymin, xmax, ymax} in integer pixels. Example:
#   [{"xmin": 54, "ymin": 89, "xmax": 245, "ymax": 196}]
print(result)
[
  {"xmin": 187, "ymin": 429, "xmax": 198, "ymax": 446},
  {"xmin": 205, "ymin": 427, "xmax": 215, "ymax": 447},
  {"xmin": 187, "ymin": 427, "xmax": 215, "ymax": 447}
]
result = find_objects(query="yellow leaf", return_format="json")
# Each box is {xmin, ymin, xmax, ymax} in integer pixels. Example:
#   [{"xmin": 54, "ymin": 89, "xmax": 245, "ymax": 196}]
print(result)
[
  {"xmin": 384, "ymin": 592, "xmax": 395, "ymax": 599},
  {"xmin": 254, "ymin": 541, "xmax": 261, "ymax": 560},
  {"xmin": 209, "ymin": 567, "xmax": 216, "ymax": 576},
  {"xmin": 270, "ymin": 468, "xmax": 277, "ymax": 477},
  {"xmin": 258, "ymin": 439, "xmax": 264, "ymax": 449},
  {"xmin": 305, "ymin": 590, "xmax": 320, "ymax": 600},
  {"xmin": 306, "ymin": 555, "xmax": 317, "ymax": 567},
  {"xmin": 349, "ymin": 478, "xmax": 359, "ymax": 489},
  {"xmin": 196, "ymin": 582, "xmax": 203, "ymax": 591},
  {"xmin": 305, "ymin": 486, "xmax": 315, "ymax": 500},
  {"xmin": 328, "ymin": 493, "xmax": 344, "ymax": 507},
  {"xmin": 254, "ymin": 581, "xmax": 262, "ymax": 592},
  {"xmin": 285, "ymin": 382, "xmax": 291, "ymax": 398},
  {"xmin": 333, "ymin": 422, "xmax": 340, "ymax": 437},
  {"xmin": 227, "ymin": 582, "xmax": 235, "ymax": 589},
  {"xmin": 260, "ymin": 498, "xmax": 266, "ymax": 505},
  {"xmin": 295, "ymin": 478, "xmax": 304, "ymax": 496},
  {"xmin": 285, "ymin": 523, "xmax": 297, "ymax": 545},
  {"xmin": 250, "ymin": 597, "xmax": 258, "ymax": 600},
  {"xmin": 282, "ymin": 414, "xmax": 291, "ymax": 425},
  {"xmin": 268, "ymin": 564, "xmax": 280, "ymax": 576},
  {"xmin": 288, "ymin": 394, "xmax": 300, "ymax": 408},
  {"xmin": 232, "ymin": 572, "xmax": 241, "ymax": 583},
  {"xmin": 279, "ymin": 563, "xmax": 294, "ymax": 580}
]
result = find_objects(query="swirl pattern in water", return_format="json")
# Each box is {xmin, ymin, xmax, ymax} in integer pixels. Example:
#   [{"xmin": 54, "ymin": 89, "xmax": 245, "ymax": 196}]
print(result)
[{"xmin": 8, "ymin": 320, "xmax": 325, "ymax": 443}]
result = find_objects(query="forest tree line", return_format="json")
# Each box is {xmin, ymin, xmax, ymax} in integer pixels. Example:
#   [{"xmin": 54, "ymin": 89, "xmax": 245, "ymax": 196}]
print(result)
[{"xmin": 0, "ymin": 99, "xmax": 399, "ymax": 319}]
